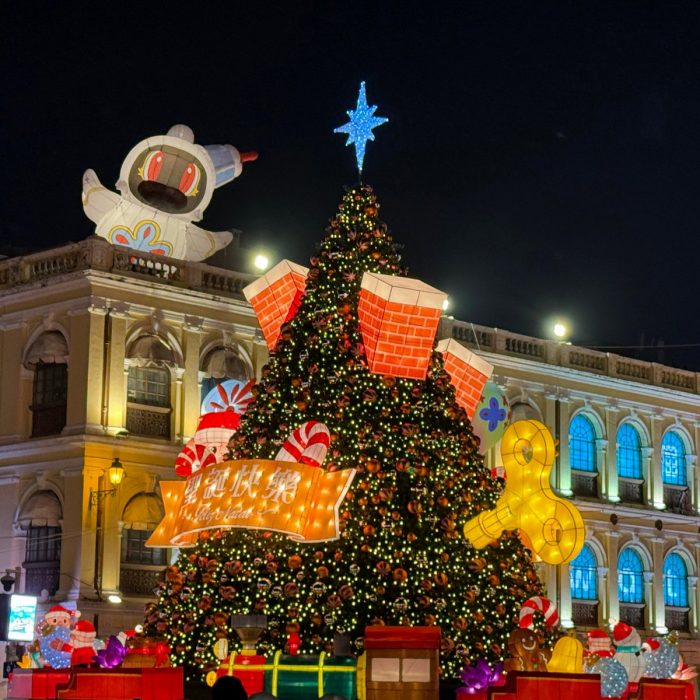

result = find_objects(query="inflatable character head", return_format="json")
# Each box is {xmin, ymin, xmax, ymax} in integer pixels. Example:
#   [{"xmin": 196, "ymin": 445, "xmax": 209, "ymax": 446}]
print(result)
[{"xmin": 118, "ymin": 124, "xmax": 257, "ymax": 222}]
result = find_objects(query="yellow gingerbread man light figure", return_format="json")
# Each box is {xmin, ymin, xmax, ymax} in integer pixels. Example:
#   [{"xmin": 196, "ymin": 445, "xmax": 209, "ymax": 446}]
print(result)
[{"xmin": 464, "ymin": 419, "xmax": 585, "ymax": 565}]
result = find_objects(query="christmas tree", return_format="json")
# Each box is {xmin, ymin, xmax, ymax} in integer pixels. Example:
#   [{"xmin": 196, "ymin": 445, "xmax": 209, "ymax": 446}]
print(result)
[{"xmin": 146, "ymin": 184, "xmax": 544, "ymax": 683}]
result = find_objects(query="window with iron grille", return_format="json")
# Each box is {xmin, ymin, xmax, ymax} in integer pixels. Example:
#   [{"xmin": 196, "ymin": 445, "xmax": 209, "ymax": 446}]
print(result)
[
  {"xmin": 662, "ymin": 432, "xmax": 686, "ymax": 486},
  {"xmin": 570, "ymin": 544, "xmax": 598, "ymax": 600},
  {"xmin": 616, "ymin": 424, "xmax": 642, "ymax": 479},
  {"xmin": 664, "ymin": 553, "xmax": 688, "ymax": 607},
  {"xmin": 121, "ymin": 528, "xmax": 166, "ymax": 566},
  {"xmin": 569, "ymin": 415, "xmax": 596, "ymax": 472},
  {"xmin": 127, "ymin": 366, "xmax": 170, "ymax": 407},
  {"xmin": 31, "ymin": 363, "xmax": 68, "ymax": 436},
  {"xmin": 25, "ymin": 526, "xmax": 61, "ymax": 563},
  {"xmin": 618, "ymin": 548, "xmax": 644, "ymax": 604}
]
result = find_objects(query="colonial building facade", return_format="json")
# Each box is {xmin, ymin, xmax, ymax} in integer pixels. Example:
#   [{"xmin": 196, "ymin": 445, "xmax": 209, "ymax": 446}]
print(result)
[
  {"xmin": 0, "ymin": 238, "xmax": 264, "ymax": 634},
  {"xmin": 441, "ymin": 317, "xmax": 700, "ymax": 660},
  {"xmin": 1, "ymin": 239, "xmax": 699, "ymax": 661}
]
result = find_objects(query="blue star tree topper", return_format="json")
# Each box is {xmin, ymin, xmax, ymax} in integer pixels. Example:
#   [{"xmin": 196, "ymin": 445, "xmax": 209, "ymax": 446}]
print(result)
[{"xmin": 334, "ymin": 81, "xmax": 388, "ymax": 175}]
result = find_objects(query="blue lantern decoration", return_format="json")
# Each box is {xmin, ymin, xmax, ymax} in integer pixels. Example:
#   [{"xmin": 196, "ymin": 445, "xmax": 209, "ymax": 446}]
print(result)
[{"xmin": 471, "ymin": 382, "xmax": 511, "ymax": 454}]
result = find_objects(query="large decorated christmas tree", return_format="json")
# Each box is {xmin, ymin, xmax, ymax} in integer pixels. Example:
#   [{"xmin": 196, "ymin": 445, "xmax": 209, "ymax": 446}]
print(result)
[{"xmin": 146, "ymin": 180, "xmax": 544, "ymax": 683}]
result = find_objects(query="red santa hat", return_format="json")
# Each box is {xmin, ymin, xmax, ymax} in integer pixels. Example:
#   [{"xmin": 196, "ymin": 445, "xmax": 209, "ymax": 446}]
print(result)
[
  {"xmin": 71, "ymin": 620, "xmax": 96, "ymax": 647},
  {"xmin": 45, "ymin": 604, "xmax": 80, "ymax": 622},
  {"xmin": 613, "ymin": 622, "xmax": 638, "ymax": 647}
]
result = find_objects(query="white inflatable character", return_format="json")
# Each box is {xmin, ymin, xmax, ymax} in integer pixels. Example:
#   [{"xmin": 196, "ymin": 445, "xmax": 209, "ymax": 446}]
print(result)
[
  {"xmin": 82, "ymin": 124, "xmax": 257, "ymax": 261},
  {"xmin": 612, "ymin": 621, "xmax": 645, "ymax": 683}
]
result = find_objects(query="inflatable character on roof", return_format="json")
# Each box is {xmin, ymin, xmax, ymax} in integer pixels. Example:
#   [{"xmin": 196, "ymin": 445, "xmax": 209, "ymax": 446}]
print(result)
[{"xmin": 82, "ymin": 124, "xmax": 257, "ymax": 261}]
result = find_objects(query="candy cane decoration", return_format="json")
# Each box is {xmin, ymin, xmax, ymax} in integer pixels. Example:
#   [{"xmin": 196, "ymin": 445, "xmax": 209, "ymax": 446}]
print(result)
[
  {"xmin": 175, "ymin": 441, "xmax": 218, "ymax": 477},
  {"xmin": 519, "ymin": 596, "xmax": 559, "ymax": 630},
  {"xmin": 275, "ymin": 420, "xmax": 330, "ymax": 467}
]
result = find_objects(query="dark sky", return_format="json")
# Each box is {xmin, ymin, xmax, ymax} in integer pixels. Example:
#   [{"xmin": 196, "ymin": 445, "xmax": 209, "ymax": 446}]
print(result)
[{"xmin": 3, "ymin": 2, "xmax": 700, "ymax": 368}]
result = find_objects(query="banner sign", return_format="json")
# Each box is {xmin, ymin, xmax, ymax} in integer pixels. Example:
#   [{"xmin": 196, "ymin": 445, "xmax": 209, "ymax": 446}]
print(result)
[{"xmin": 147, "ymin": 459, "xmax": 356, "ymax": 547}]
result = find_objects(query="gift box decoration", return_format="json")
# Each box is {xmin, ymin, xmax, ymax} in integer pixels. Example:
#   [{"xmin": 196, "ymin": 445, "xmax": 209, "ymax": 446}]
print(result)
[
  {"xmin": 243, "ymin": 259, "xmax": 308, "ymax": 349},
  {"xmin": 358, "ymin": 272, "xmax": 446, "ymax": 380},
  {"xmin": 263, "ymin": 651, "xmax": 357, "ymax": 700},
  {"xmin": 217, "ymin": 653, "xmax": 267, "ymax": 697},
  {"xmin": 364, "ymin": 626, "xmax": 441, "ymax": 700},
  {"xmin": 436, "ymin": 339, "xmax": 493, "ymax": 419}
]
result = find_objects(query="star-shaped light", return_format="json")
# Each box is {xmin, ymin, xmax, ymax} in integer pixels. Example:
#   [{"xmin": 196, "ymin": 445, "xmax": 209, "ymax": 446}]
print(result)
[{"xmin": 334, "ymin": 81, "xmax": 388, "ymax": 174}]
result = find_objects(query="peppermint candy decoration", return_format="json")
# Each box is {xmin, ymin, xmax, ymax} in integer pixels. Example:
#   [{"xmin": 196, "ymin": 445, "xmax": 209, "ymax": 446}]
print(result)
[
  {"xmin": 275, "ymin": 420, "xmax": 330, "ymax": 467},
  {"xmin": 175, "ymin": 441, "xmax": 217, "ymax": 477},
  {"xmin": 200, "ymin": 378, "xmax": 255, "ymax": 415},
  {"xmin": 519, "ymin": 595, "xmax": 559, "ymax": 630}
]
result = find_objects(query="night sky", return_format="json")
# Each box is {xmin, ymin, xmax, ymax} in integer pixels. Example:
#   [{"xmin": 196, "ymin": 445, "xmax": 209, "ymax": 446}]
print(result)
[{"xmin": 3, "ymin": 3, "xmax": 700, "ymax": 368}]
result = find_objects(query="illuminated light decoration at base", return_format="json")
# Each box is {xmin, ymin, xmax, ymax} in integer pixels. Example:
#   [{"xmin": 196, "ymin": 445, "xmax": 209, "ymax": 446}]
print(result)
[{"xmin": 463, "ymin": 419, "xmax": 585, "ymax": 565}]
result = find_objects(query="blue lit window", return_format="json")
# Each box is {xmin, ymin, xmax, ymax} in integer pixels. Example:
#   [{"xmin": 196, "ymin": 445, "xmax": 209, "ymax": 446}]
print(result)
[
  {"xmin": 662, "ymin": 432, "xmax": 686, "ymax": 486},
  {"xmin": 570, "ymin": 544, "xmax": 598, "ymax": 600},
  {"xmin": 618, "ymin": 549, "xmax": 644, "ymax": 604},
  {"xmin": 570, "ymin": 415, "xmax": 596, "ymax": 472},
  {"xmin": 664, "ymin": 553, "xmax": 688, "ymax": 607},
  {"xmin": 616, "ymin": 424, "xmax": 642, "ymax": 479}
]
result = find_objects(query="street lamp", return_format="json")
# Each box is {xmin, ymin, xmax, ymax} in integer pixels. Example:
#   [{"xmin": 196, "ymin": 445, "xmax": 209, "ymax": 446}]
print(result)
[
  {"xmin": 89, "ymin": 458, "xmax": 125, "ymax": 509},
  {"xmin": 253, "ymin": 254, "xmax": 270, "ymax": 272}
]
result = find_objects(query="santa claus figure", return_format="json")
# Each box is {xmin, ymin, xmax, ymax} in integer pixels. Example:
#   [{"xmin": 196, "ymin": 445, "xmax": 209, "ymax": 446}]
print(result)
[
  {"xmin": 51, "ymin": 619, "xmax": 97, "ymax": 666},
  {"xmin": 613, "ymin": 621, "xmax": 646, "ymax": 683},
  {"xmin": 38, "ymin": 604, "xmax": 80, "ymax": 668},
  {"xmin": 586, "ymin": 629, "xmax": 615, "ymax": 658}
]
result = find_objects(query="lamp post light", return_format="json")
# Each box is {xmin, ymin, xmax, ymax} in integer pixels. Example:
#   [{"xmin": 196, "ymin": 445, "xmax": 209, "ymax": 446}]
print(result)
[
  {"xmin": 91, "ymin": 458, "xmax": 125, "ymax": 601},
  {"xmin": 89, "ymin": 458, "xmax": 125, "ymax": 510}
]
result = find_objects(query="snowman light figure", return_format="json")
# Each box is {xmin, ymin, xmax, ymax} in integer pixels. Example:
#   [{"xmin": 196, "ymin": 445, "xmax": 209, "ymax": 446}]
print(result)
[
  {"xmin": 82, "ymin": 124, "xmax": 257, "ymax": 262},
  {"xmin": 612, "ymin": 622, "xmax": 646, "ymax": 684}
]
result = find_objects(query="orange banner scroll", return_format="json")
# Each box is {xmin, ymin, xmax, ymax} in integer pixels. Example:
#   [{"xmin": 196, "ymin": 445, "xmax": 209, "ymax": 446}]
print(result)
[{"xmin": 146, "ymin": 459, "xmax": 356, "ymax": 547}]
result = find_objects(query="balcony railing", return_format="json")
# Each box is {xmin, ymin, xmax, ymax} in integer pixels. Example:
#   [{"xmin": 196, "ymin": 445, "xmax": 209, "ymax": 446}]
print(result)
[
  {"xmin": 664, "ymin": 485, "xmax": 691, "ymax": 515},
  {"xmin": 23, "ymin": 561, "xmax": 60, "ymax": 596},
  {"xmin": 618, "ymin": 478, "xmax": 644, "ymax": 505},
  {"xmin": 665, "ymin": 606, "xmax": 690, "ymax": 633},
  {"xmin": 0, "ymin": 237, "xmax": 256, "ymax": 301},
  {"xmin": 572, "ymin": 600, "xmax": 598, "ymax": 627},
  {"xmin": 443, "ymin": 319, "xmax": 700, "ymax": 395},
  {"xmin": 571, "ymin": 471, "xmax": 598, "ymax": 499},
  {"xmin": 619, "ymin": 603, "xmax": 645, "ymax": 629},
  {"xmin": 120, "ymin": 565, "xmax": 166, "ymax": 597}
]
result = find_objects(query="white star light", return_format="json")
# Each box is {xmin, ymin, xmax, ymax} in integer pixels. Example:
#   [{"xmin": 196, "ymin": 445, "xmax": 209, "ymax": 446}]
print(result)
[{"xmin": 334, "ymin": 81, "xmax": 388, "ymax": 174}]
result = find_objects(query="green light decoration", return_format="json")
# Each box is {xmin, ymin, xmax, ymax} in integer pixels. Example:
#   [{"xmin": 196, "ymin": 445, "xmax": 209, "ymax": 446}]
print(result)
[{"xmin": 334, "ymin": 82, "xmax": 388, "ymax": 174}]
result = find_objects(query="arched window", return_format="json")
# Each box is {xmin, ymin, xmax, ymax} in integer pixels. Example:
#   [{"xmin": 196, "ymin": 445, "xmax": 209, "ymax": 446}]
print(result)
[
  {"xmin": 200, "ymin": 346, "xmax": 250, "ymax": 405},
  {"xmin": 664, "ymin": 553, "xmax": 688, "ymax": 608},
  {"xmin": 570, "ymin": 544, "xmax": 597, "ymax": 600},
  {"xmin": 618, "ymin": 548, "xmax": 644, "ymax": 604},
  {"xmin": 661, "ymin": 432, "xmax": 686, "ymax": 486},
  {"xmin": 126, "ymin": 334, "xmax": 175, "ymax": 438},
  {"xmin": 24, "ymin": 331, "xmax": 69, "ymax": 437},
  {"xmin": 616, "ymin": 424, "xmax": 642, "ymax": 479},
  {"xmin": 17, "ymin": 490, "xmax": 62, "ymax": 596},
  {"xmin": 569, "ymin": 415, "xmax": 596, "ymax": 472},
  {"xmin": 120, "ymin": 493, "xmax": 167, "ymax": 596}
]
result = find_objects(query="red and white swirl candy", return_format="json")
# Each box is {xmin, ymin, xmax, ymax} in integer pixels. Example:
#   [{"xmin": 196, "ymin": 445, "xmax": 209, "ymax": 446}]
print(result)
[
  {"xmin": 175, "ymin": 442, "xmax": 218, "ymax": 477},
  {"xmin": 519, "ymin": 596, "xmax": 559, "ymax": 630},
  {"xmin": 275, "ymin": 420, "xmax": 330, "ymax": 467}
]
